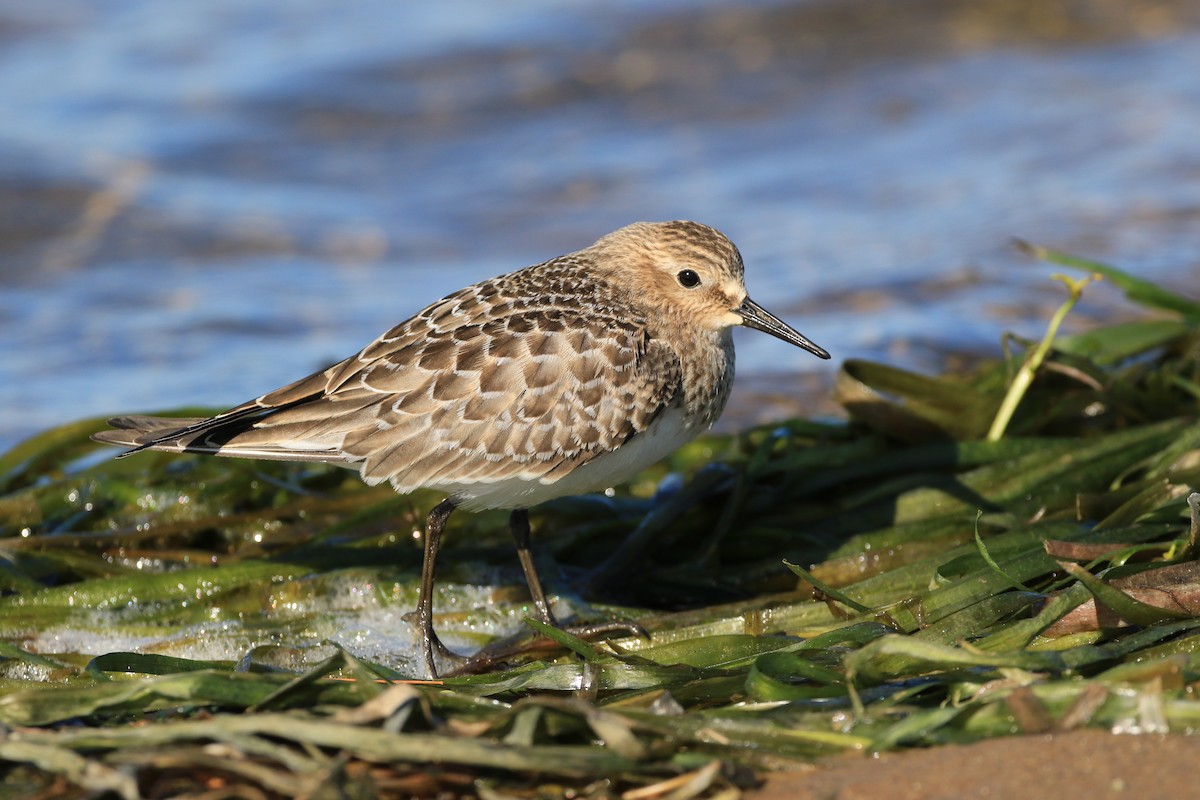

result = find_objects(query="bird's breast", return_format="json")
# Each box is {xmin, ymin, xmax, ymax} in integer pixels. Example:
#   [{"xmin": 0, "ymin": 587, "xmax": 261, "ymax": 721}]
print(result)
[{"xmin": 678, "ymin": 327, "xmax": 735, "ymax": 428}]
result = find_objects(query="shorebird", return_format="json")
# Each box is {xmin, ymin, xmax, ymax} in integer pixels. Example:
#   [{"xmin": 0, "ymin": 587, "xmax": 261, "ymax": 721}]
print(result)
[{"xmin": 93, "ymin": 220, "xmax": 830, "ymax": 677}]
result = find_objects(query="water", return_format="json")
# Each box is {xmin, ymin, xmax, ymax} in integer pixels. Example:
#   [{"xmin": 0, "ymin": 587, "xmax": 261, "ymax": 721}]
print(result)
[
  {"xmin": 20, "ymin": 571, "xmax": 575, "ymax": 674},
  {"xmin": 2, "ymin": 0, "xmax": 1199, "ymax": 451}
]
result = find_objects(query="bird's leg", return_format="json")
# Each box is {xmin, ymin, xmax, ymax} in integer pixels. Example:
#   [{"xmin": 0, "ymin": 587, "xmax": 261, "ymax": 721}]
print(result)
[
  {"xmin": 509, "ymin": 508, "xmax": 557, "ymax": 626},
  {"xmin": 432, "ymin": 508, "xmax": 648, "ymax": 679},
  {"xmin": 414, "ymin": 498, "xmax": 460, "ymax": 679},
  {"xmin": 508, "ymin": 508, "xmax": 646, "ymax": 643}
]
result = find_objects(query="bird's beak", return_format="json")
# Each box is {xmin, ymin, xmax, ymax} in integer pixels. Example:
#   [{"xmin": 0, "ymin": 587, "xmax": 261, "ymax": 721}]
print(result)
[{"xmin": 736, "ymin": 297, "xmax": 830, "ymax": 360}]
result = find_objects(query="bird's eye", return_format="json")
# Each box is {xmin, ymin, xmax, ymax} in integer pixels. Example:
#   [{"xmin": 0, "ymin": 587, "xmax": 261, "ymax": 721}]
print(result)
[{"xmin": 676, "ymin": 269, "xmax": 701, "ymax": 288}]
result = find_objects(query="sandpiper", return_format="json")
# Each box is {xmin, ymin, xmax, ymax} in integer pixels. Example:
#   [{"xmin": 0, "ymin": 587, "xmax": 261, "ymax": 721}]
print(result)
[{"xmin": 93, "ymin": 221, "xmax": 830, "ymax": 677}]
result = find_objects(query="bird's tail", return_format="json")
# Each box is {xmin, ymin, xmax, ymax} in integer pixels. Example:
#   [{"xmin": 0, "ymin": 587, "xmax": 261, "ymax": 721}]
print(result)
[
  {"xmin": 91, "ymin": 411, "xmax": 346, "ymax": 463},
  {"xmin": 91, "ymin": 415, "xmax": 211, "ymax": 451}
]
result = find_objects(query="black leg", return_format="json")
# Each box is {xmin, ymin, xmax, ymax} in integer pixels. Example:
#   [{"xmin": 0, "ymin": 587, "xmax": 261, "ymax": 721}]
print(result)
[
  {"xmin": 415, "ymin": 498, "xmax": 457, "ymax": 679},
  {"xmin": 509, "ymin": 508, "xmax": 557, "ymax": 626},
  {"xmin": 427, "ymin": 506, "xmax": 649, "ymax": 679}
]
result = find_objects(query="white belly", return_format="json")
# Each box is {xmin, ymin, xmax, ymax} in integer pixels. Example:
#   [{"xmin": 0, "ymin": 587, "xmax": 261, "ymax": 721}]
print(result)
[{"xmin": 438, "ymin": 405, "xmax": 702, "ymax": 511}]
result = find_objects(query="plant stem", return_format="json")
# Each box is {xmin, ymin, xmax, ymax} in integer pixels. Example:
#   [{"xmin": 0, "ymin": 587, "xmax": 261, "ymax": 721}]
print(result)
[{"xmin": 986, "ymin": 273, "xmax": 1098, "ymax": 442}]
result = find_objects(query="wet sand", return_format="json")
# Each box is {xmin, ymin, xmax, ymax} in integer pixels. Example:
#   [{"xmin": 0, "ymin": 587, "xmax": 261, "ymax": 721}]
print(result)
[{"xmin": 753, "ymin": 729, "xmax": 1196, "ymax": 799}]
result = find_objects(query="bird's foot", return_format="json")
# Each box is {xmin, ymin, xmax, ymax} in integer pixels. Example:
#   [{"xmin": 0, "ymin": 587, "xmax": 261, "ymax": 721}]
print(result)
[
  {"xmin": 441, "ymin": 618, "xmax": 648, "ymax": 677},
  {"xmin": 403, "ymin": 610, "xmax": 470, "ymax": 680},
  {"xmin": 429, "ymin": 632, "xmax": 470, "ymax": 674}
]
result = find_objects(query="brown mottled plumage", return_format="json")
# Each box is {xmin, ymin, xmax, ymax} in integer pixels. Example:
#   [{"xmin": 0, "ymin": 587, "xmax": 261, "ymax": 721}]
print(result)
[{"xmin": 93, "ymin": 220, "xmax": 830, "ymax": 677}]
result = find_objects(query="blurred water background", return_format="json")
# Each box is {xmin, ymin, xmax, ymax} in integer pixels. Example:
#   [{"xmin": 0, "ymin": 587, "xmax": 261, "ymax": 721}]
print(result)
[{"xmin": 2, "ymin": 0, "xmax": 1199, "ymax": 452}]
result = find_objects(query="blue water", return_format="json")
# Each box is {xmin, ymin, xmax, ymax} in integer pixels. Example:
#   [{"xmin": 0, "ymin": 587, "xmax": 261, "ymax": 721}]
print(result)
[{"xmin": 3, "ymin": 0, "xmax": 1199, "ymax": 450}]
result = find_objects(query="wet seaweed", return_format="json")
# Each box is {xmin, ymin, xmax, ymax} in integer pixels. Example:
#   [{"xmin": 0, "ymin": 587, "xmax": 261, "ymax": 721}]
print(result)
[{"xmin": 1, "ymin": 251, "xmax": 1198, "ymax": 798}]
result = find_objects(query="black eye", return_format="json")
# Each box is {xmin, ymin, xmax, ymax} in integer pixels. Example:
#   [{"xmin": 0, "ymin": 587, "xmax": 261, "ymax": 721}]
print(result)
[{"xmin": 677, "ymin": 269, "xmax": 701, "ymax": 288}]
